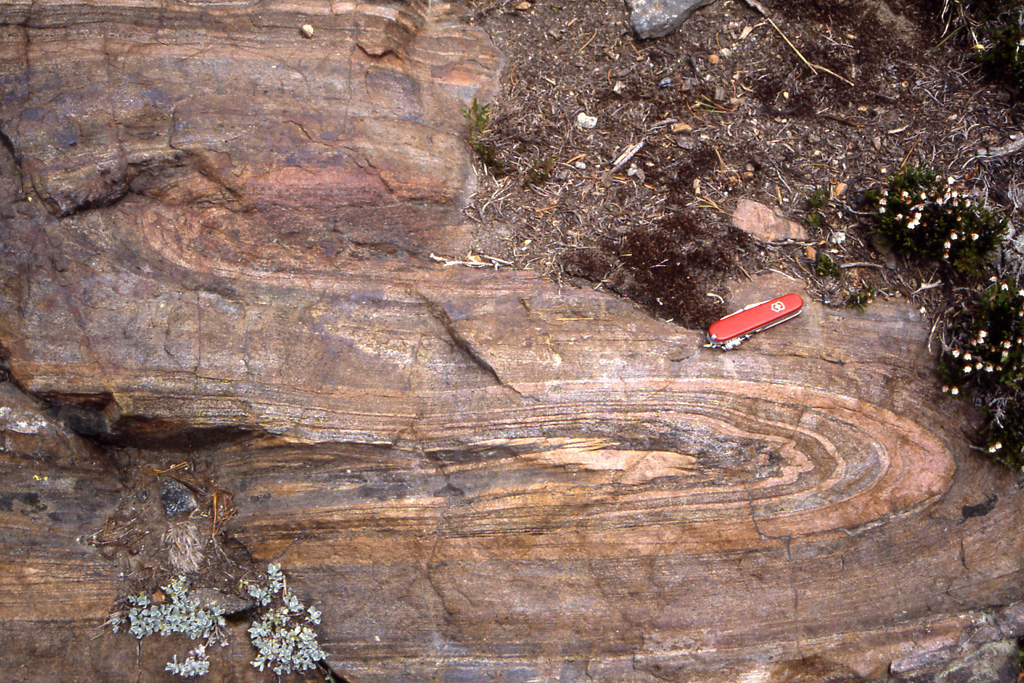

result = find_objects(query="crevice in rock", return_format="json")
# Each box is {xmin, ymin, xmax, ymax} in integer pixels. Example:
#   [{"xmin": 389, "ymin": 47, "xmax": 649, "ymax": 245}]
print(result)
[
  {"xmin": 0, "ymin": 124, "xmax": 23, "ymax": 188},
  {"xmin": 318, "ymin": 660, "xmax": 354, "ymax": 683},
  {"xmin": 415, "ymin": 292, "xmax": 524, "ymax": 397},
  {"xmin": 35, "ymin": 391, "xmax": 270, "ymax": 450}
]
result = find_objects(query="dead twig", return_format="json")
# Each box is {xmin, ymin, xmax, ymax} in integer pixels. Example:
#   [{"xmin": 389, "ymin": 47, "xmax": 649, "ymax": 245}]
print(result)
[
  {"xmin": 740, "ymin": 0, "xmax": 855, "ymax": 86},
  {"xmin": 602, "ymin": 140, "xmax": 645, "ymax": 186},
  {"xmin": 913, "ymin": 280, "xmax": 943, "ymax": 294},
  {"xmin": 985, "ymin": 134, "xmax": 1024, "ymax": 158}
]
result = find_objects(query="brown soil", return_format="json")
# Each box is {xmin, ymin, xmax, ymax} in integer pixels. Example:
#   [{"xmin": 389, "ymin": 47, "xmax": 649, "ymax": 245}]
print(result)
[{"xmin": 460, "ymin": 0, "xmax": 1023, "ymax": 331}]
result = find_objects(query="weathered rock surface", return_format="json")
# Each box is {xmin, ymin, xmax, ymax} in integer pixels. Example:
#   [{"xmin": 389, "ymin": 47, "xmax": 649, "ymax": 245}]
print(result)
[
  {"xmin": 1, "ymin": 2, "xmax": 1024, "ymax": 682},
  {"xmin": 732, "ymin": 198, "xmax": 810, "ymax": 242},
  {"xmin": 625, "ymin": 0, "xmax": 719, "ymax": 39}
]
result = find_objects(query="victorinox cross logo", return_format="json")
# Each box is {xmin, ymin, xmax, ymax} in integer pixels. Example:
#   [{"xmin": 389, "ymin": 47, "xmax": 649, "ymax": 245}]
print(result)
[{"xmin": 770, "ymin": 301, "xmax": 786, "ymax": 313}]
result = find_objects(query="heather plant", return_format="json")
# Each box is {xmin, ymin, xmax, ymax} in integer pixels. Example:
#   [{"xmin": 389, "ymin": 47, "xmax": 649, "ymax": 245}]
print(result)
[
  {"xmin": 866, "ymin": 166, "xmax": 1007, "ymax": 276},
  {"xmin": 867, "ymin": 166, "xmax": 1021, "ymax": 468},
  {"xmin": 845, "ymin": 284, "xmax": 875, "ymax": 311},
  {"xmin": 940, "ymin": 279, "xmax": 1024, "ymax": 467}
]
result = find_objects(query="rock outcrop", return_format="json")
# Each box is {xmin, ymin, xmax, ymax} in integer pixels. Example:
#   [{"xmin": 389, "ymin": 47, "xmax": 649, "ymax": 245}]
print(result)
[{"xmin": 1, "ymin": 2, "xmax": 1022, "ymax": 682}]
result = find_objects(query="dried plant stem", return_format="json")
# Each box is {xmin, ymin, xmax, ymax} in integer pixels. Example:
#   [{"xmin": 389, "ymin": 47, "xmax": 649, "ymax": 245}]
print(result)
[{"xmin": 741, "ymin": 0, "xmax": 855, "ymax": 86}]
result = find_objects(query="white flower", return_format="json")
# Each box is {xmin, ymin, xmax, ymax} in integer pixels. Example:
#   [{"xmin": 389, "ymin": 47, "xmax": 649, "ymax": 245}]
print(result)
[
  {"xmin": 971, "ymin": 233, "xmax": 979, "ymax": 240},
  {"xmin": 947, "ymin": 176, "xmax": 955, "ymax": 184},
  {"xmin": 964, "ymin": 352, "xmax": 972, "ymax": 361},
  {"xmin": 979, "ymin": 330, "xmax": 987, "ymax": 339},
  {"xmin": 952, "ymin": 349, "xmax": 961, "ymax": 358},
  {"xmin": 951, "ymin": 387, "xmax": 959, "ymax": 396}
]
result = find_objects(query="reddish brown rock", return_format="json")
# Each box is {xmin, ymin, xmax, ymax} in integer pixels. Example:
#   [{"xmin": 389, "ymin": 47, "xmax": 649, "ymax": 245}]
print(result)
[
  {"xmin": 732, "ymin": 198, "xmax": 810, "ymax": 241},
  {"xmin": 1, "ymin": 2, "xmax": 1023, "ymax": 683}
]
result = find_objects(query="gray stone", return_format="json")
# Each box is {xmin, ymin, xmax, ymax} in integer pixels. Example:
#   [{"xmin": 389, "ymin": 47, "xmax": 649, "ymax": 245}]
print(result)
[
  {"xmin": 625, "ymin": 0, "xmax": 718, "ymax": 39},
  {"xmin": 933, "ymin": 640, "xmax": 1020, "ymax": 683},
  {"xmin": 160, "ymin": 479, "xmax": 197, "ymax": 519}
]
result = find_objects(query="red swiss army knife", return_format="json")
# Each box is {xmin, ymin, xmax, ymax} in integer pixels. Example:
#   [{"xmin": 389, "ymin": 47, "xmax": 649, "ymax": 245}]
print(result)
[{"xmin": 706, "ymin": 293, "xmax": 804, "ymax": 350}]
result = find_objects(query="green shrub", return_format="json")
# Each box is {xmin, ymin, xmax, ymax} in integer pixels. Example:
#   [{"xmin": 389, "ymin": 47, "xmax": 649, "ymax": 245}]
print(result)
[
  {"xmin": 866, "ymin": 166, "xmax": 1007, "ymax": 276},
  {"xmin": 808, "ymin": 187, "xmax": 830, "ymax": 209},
  {"xmin": 463, "ymin": 97, "xmax": 503, "ymax": 172},
  {"xmin": 523, "ymin": 155, "xmax": 556, "ymax": 187},
  {"xmin": 977, "ymin": 20, "xmax": 1024, "ymax": 93},
  {"xmin": 941, "ymin": 0, "xmax": 1023, "ymax": 96},
  {"xmin": 816, "ymin": 253, "xmax": 840, "ymax": 278}
]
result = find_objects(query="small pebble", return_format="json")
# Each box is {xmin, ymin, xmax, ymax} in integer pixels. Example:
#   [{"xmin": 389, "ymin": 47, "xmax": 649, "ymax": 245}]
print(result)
[
  {"xmin": 670, "ymin": 122, "xmax": 693, "ymax": 133},
  {"xmin": 301, "ymin": 24, "xmax": 314, "ymax": 38},
  {"xmin": 708, "ymin": 53, "xmax": 720, "ymax": 65},
  {"xmin": 576, "ymin": 112, "xmax": 598, "ymax": 129}
]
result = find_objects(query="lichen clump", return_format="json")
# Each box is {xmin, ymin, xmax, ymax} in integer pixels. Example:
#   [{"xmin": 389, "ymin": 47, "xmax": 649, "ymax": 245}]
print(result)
[
  {"xmin": 242, "ymin": 563, "xmax": 326, "ymax": 675},
  {"xmin": 109, "ymin": 564, "xmax": 327, "ymax": 678},
  {"xmin": 110, "ymin": 575, "xmax": 226, "ymax": 677}
]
